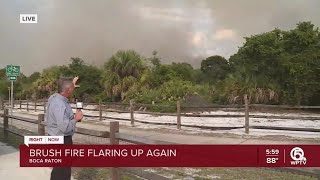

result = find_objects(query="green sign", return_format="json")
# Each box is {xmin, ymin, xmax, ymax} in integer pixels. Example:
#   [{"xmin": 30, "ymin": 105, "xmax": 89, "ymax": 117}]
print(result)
[
  {"xmin": 6, "ymin": 65, "xmax": 21, "ymax": 76},
  {"xmin": 9, "ymin": 76, "xmax": 17, "ymax": 81}
]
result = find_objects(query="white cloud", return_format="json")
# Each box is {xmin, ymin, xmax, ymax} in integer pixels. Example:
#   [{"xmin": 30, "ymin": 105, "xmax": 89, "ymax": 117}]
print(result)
[
  {"xmin": 191, "ymin": 32, "xmax": 204, "ymax": 46},
  {"xmin": 212, "ymin": 29, "xmax": 237, "ymax": 40},
  {"xmin": 136, "ymin": 6, "xmax": 212, "ymax": 24}
]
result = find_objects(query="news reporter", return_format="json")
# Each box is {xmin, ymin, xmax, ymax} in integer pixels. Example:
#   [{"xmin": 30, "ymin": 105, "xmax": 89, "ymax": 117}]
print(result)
[{"xmin": 46, "ymin": 76, "xmax": 83, "ymax": 180}]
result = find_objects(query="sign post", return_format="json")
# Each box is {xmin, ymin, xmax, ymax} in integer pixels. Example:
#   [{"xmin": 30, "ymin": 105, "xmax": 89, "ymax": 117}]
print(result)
[
  {"xmin": 11, "ymin": 81, "xmax": 13, "ymax": 115},
  {"xmin": 6, "ymin": 65, "xmax": 20, "ymax": 115},
  {"xmin": 8, "ymin": 87, "xmax": 10, "ymax": 110}
]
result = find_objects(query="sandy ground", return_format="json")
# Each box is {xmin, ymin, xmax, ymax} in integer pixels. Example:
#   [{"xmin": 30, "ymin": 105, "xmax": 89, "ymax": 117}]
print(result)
[{"xmin": 10, "ymin": 104, "xmax": 320, "ymax": 139}]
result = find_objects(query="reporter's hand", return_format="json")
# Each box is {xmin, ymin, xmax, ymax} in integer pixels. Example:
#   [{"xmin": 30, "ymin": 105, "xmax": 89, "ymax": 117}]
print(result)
[
  {"xmin": 73, "ymin": 76, "xmax": 80, "ymax": 88},
  {"xmin": 74, "ymin": 110, "xmax": 83, "ymax": 121}
]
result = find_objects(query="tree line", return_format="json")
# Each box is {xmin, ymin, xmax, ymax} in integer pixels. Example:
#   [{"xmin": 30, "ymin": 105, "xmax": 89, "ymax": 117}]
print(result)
[{"xmin": 0, "ymin": 21, "xmax": 319, "ymax": 106}]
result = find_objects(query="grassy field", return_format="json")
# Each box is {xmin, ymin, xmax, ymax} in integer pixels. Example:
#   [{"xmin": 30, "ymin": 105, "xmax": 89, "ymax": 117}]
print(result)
[
  {"xmin": 73, "ymin": 167, "xmax": 317, "ymax": 180},
  {"xmin": 73, "ymin": 168, "xmax": 142, "ymax": 180}
]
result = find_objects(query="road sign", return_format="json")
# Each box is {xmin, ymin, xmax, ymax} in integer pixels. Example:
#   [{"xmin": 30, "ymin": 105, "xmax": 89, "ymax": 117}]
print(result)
[
  {"xmin": 6, "ymin": 65, "xmax": 21, "ymax": 76},
  {"xmin": 6, "ymin": 64, "xmax": 20, "ymax": 115},
  {"xmin": 9, "ymin": 76, "xmax": 17, "ymax": 81}
]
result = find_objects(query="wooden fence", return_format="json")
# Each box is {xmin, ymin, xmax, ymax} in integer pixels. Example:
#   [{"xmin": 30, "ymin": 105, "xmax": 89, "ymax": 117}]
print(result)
[
  {"xmin": 0, "ymin": 109, "xmax": 173, "ymax": 180},
  {"xmin": 1, "ymin": 97, "xmax": 320, "ymax": 134},
  {"xmin": 1, "ymin": 109, "xmax": 320, "ymax": 179}
]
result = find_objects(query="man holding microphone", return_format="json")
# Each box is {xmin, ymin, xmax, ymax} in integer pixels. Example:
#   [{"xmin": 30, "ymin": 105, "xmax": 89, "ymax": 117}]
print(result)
[{"xmin": 46, "ymin": 76, "xmax": 83, "ymax": 180}]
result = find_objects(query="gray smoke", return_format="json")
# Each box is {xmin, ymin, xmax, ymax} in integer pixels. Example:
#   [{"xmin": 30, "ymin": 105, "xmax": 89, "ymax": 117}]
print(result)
[{"xmin": 0, "ymin": 0, "xmax": 319, "ymax": 75}]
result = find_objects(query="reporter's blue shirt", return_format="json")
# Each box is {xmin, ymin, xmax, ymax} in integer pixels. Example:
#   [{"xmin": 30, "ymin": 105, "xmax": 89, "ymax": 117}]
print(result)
[{"xmin": 46, "ymin": 93, "xmax": 76, "ymax": 136}]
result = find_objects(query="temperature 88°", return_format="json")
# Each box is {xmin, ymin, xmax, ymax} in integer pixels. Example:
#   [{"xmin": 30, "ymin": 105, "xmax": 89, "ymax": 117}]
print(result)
[{"xmin": 266, "ymin": 157, "xmax": 279, "ymax": 164}]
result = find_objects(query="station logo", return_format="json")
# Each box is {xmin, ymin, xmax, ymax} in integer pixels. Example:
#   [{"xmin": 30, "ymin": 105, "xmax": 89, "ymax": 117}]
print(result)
[{"xmin": 290, "ymin": 147, "xmax": 307, "ymax": 165}]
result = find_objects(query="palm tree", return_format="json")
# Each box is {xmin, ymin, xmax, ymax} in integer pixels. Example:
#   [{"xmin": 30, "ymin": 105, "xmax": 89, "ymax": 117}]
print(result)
[
  {"xmin": 32, "ymin": 66, "xmax": 62, "ymax": 99},
  {"xmin": 223, "ymin": 65, "xmax": 280, "ymax": 104},
  {"xmin": 102, "ymin": 50, "xmax": 145, "ymax": 101}
]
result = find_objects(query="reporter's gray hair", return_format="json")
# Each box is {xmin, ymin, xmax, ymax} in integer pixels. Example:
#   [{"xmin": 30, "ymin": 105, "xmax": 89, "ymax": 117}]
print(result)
[{"xmin": 57, "ymin": 77, "xmax": 74, "ymax": 93}]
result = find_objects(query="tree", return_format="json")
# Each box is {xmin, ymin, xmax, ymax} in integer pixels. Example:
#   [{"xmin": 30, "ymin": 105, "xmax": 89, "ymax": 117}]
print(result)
[
  {"xmin": 32, "ymin": 66, "xmax": 62, "ymax": 99},
  {"xmin": 0, "ymin": 80, "xmax": 9, "ymax": 100},
  {"xmin": 13, "ymin": 73, "xmax": 27, "ymax": 99},
  {"xmin": 133, "ymin": 79, "xmax": 196, "ymax": 104},
  {"xmin": 0, "ymin": 68, "xmax": 8, "ymax": 99},
  {"xmin": 201, "ymin": 55, "xmax": 231, "ymax": 83},
  {"xmin": 282, "ymin": 48, "xmax": 320, "ymax": 105},
  {"xmin": 28, "ymin": 72, "xmax": 40, "ymax": 83},
  {"xmin": 221, "ymin": 65, "xmax": 280, "ymax": 104},
  {"xmin": 229, "ymin": 29, "xmax": 284, "ymax": 82},
  {"xmin": 193, "ymin": 69, "xmax": 207, "ymax": 84},
  {"xmin": 15, "ymin": 72, "xmax": 40, "ymax": 99},
  {"xmin": 102, "ymin": 50, "xmax": 145, "ymax": 101},
  {"xmin": 222, "ymin": 29, "xmax": 285, "ymax": 104},
  {"xmin": 160, "ymin": 79, "xmax": 195, "ymax": 101},
  {"xmin": 150, "ymin": 50, "xmax": 160, "ymax": 67},
  {"xmin": 279, "ymin": 22, "xmax": 320, "ymax": 105},
  {"xmin": 170, "ymin": 62, "xmax": 195, "ymax": 82},
  {"xmin": 222, "ymin": 21, "xmax": 320, "ymax": 105},
  {"xmin": 61, "ymin": 57, "xmax": 103, "ymax": 102},
  {"xmin": 0, "ymin": 68, "xmax": 5, "ymax": 78},
  {"xmin": 283, "ymin": 22, "xmax": 319, "ymax": 54}
]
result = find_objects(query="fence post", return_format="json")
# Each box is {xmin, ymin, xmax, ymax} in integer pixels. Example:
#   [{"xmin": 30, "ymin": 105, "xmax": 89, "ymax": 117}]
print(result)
[
  {"xmin": 0, "ymin": 98, "xmax": 3, "ymax": 110},
  {"xmin": 244, "ymin": 94, "xmax": 249, "ymax": 134},
  {"xmin": 110, "ymin": 121, "xmax": 119, "ymax": 180},
  {"xmin": 130, "ymin": 100, "xmax": 134, "ymax": 127},
  {"xmin": 110, "ymin": 121, "xmax": 119, "ymax": 144},
  {"xmin": 43, "ymin": 99, "xmax": 46, "ymax": 113},
  {"xmin": 19, "ymin": 100, "xmax": 22, "ymax": 110},
  {"xmin": 4, "ymin": 109, "xmax": 9, "ymax": 139},
  {"xmin": 34, "ymin": 99, "xmax": 37, "ymax": 112},
  {"xmin": 177, "ymin": 100, "xmax": 181, "ymax": 130},
  {"xmin": 38, "ymin": 114, "xmax": 45, "ymax": 135},
  {"xmin": 99, "ymin": 101, "xmax": 102, "ymax": 121},
  {"xmin": 26, "ymin": 99, "xmax": 29, "ymax": 111}
]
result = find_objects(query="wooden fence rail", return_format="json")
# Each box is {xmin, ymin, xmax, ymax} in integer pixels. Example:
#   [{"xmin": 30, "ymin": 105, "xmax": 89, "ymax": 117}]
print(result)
[
  {"xmin": 0, "ymin": 109, "xmax": 172, "ymax": 180},
  {"xmin": 4, "ymin": 99, "xmax": 320, "ymax": 110},
  {"xmin": 2, "ymin": 98, "xmax": 320, "ymax": 134},
  {"xmin": 16, "ymin": 102, "xmax": 319, "ymax": 119},
  {"xmin": 250, "ymin": 104, "xmax": 320, "ymax": 109}
]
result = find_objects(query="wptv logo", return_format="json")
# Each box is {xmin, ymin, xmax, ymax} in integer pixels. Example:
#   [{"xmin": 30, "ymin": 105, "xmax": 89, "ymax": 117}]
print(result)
[{"xmin": 290, "ymin": 147, "xmax": 307, "ymax": 165}]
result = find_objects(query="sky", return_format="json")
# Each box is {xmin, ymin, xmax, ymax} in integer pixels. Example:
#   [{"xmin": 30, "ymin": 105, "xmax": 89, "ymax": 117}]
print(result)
[{"xmin": 0, "ymin": 0, "xmax": 320, "ymax": 75}]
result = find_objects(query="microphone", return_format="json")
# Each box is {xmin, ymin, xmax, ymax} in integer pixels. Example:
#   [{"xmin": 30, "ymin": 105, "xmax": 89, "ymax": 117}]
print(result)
[{"xmin": 75, "ymin": 98, "xmax": 83, "ymax": 122}]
